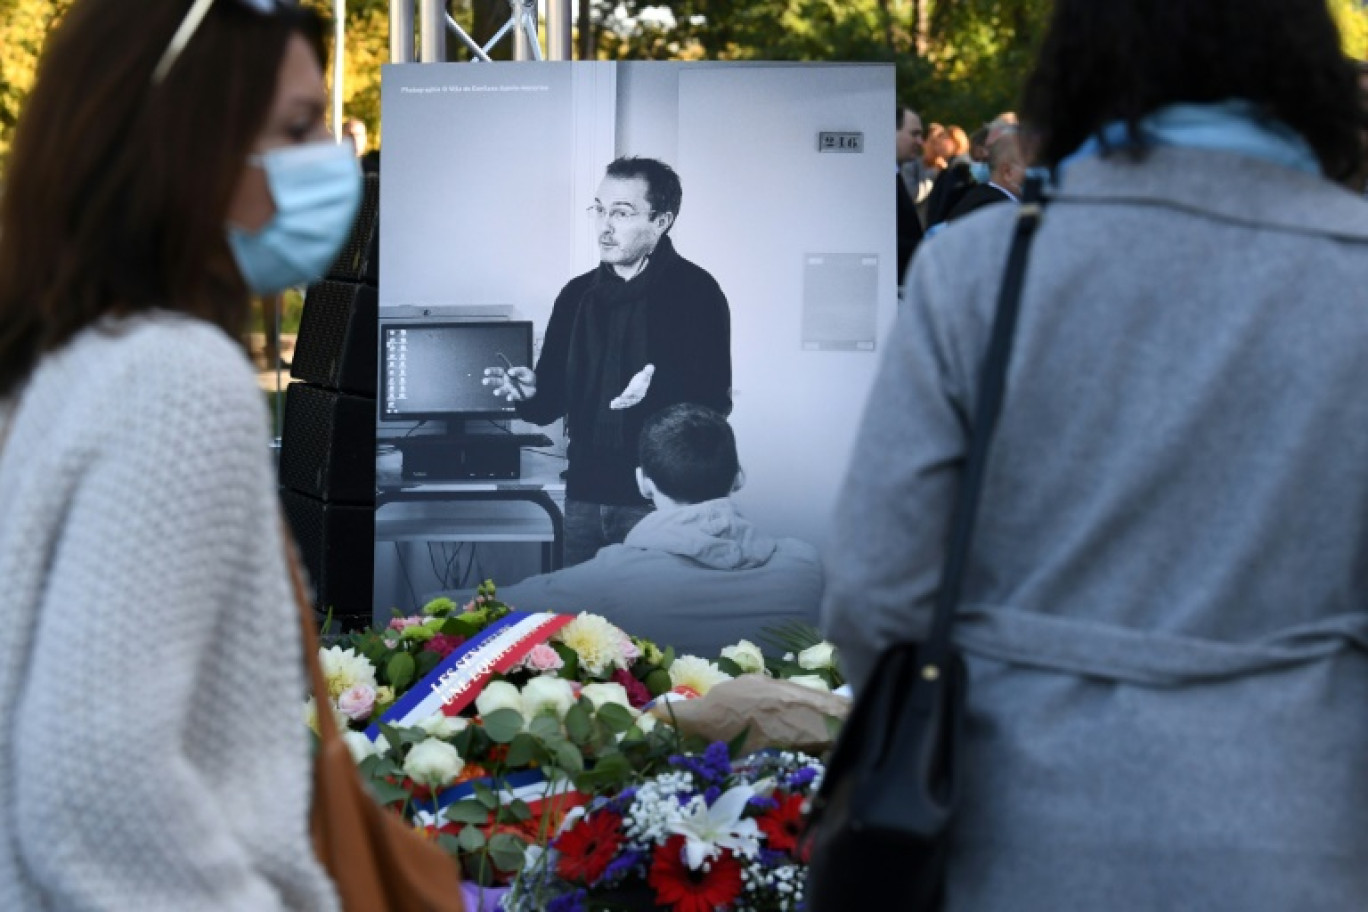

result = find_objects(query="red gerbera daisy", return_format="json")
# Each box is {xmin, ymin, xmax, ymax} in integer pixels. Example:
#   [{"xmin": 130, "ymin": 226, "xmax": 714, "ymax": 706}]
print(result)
[
  {"xmin": 554, "ymin": 811, "xmax": 624, "ymax": 886},
  {"xmin": 648, "ymin": 834, "xmax": 743, "ymax": 912},
  {"xmin": 757, "ymin": 792, "xmax": 806, "ymax": 855}
]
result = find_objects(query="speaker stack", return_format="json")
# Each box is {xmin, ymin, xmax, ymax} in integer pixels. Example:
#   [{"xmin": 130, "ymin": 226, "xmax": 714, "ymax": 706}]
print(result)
[{"xmin": 279, "ymin": 172, "xmax": 380, "ymax": 628}]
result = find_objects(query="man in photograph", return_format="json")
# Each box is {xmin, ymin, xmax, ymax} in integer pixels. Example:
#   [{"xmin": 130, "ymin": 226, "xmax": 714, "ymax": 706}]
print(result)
[{"xmin": 484, "ymin": 157, "xmax": 732, "ymax": 566}]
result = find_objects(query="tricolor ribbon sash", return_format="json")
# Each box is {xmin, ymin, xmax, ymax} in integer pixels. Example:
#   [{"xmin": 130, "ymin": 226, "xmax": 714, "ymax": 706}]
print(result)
[{"xmin": 367, "ymin": 611, "xmax": 572, "ymax": 737}]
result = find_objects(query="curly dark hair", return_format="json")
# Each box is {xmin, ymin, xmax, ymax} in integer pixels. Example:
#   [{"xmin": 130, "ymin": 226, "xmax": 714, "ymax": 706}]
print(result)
[{"xmin": 1021, "ymin": 0, "xmax": 1364, "ymax": 181}]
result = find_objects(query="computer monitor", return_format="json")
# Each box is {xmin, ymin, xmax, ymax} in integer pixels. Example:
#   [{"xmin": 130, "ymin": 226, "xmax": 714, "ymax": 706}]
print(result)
[{"xmin": 379, "ymin": 320, "xmax": 534, "ymax": 425}]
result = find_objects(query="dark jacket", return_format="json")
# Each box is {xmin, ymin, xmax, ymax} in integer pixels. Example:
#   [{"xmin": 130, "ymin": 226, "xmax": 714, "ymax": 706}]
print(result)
[
  {"xmin": 945, "ymin": 181, "xmax": 1013, "ymax": 222},
  {"xmin": 896, "ymin": 173, "xmax": 924, "ymax": 281},
  {"xmin": 518, "ymin": 235, "xmax": 731, "ymax": 505}
]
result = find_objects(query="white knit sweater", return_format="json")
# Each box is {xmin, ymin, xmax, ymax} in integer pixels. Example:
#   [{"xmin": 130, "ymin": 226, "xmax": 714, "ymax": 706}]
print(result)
[{"xmin": 0, "ymin": 313, "xmax": 338, "ymax": 911}]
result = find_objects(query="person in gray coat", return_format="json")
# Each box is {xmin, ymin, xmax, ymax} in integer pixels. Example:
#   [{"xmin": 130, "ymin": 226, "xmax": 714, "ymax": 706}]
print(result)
[{"xmin": 823, "ymin": 0, "xmax": 1368, "ymax": 909}]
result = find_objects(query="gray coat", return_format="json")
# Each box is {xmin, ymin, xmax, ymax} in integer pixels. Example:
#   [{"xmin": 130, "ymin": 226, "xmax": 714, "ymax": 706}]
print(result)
[{"xmin": 824, "ymin": 147, "xmax": 1368, "ymax": 910}]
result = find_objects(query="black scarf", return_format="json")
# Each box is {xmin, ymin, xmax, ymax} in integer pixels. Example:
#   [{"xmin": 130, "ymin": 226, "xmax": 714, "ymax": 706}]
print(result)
[{"xmin": 564, "ymin": 235, "xmax": 677, "ymax": 453}]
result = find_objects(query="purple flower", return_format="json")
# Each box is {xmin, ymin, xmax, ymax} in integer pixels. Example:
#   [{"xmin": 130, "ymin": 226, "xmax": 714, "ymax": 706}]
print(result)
[
  {"xmin": 602, "ymin": 849, "xmax": 647, "ymax": 884},
  {"xmin": 703, "ymin": 785, "xmax": 721, "ymax": 806},
  {"xmin": 759, "ymin": 848, "xmax": 790, "ymax": 867},
  {"xmin": 547, "ymin": 888, "xmax": 587, "ymax": 912},
  {"xmin": 668, "ymin": 741, "xmax": 733, "ymax": 785},
  {"xmin": 748, "ymin": 794, "xmax": 779, "ymax": 812},
  {"xmin": 787, "ymin": 766, "xmax": 818, "ymax": 790}
]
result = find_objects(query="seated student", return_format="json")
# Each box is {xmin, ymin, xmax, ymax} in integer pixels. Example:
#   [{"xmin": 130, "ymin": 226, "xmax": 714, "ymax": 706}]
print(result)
[{"xmin": 459, "ymin": 403, "xmax": 823, "ymax": 658}]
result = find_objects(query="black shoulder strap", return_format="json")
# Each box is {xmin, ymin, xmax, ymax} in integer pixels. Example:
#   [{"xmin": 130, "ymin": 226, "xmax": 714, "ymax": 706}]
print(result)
[{"xmin": 919, "ymin": 175, "xmax": 1047, "ymax": 674}]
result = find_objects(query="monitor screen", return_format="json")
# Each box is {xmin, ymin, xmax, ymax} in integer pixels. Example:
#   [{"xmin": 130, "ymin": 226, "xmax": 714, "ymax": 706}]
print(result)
[{"xmin": 379, "ymin": 320, "xmax": 534, "ymax": 422}]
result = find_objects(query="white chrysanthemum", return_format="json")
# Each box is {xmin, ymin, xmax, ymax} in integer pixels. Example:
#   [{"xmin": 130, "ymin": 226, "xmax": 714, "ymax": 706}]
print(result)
[
  {"xmin": 318, "ymin": 646, "xmax": 379, "ymax": 700},
  {"xmin": 303, "ymin": 697, "xmax": 349, "ymax": 735},
  {"xmin": 555, "ymin": 613, "xmax": 630, "ymax": 677},
  {"xmin": 720, "ymin": 639, "xmax": 766, "ymax": 675},
  {"xmin": 668, "ymin": 655, "xmax": 731, "ymax": 696},
  {"xmin": 403, "ymin": 738, "xmax": 465, "ymax": 787}
]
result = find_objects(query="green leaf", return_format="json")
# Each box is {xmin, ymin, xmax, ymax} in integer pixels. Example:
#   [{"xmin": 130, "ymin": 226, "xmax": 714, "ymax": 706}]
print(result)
[
  {"xmin": 441, "ymin": 617, "xmax": 479, "ymax": 638},
  {"xmin": 563, "ymin": 701, "xmax": 593, "ymax": 745},
  {"xmin": 386, "ymin": 652, "xmax": 416, "ymax": 693},
  {"xmin": 715, "ymin": 656, "xmax": 745, "ymax": 678},
  {"xmin": 445, "ymin": 800, "xmax": 492, "ymax": 825},
  {"xmin": 552, "ymin": 740, "xmax": 584, "ymax": 774},
  {"xmin": 528, "ymin": 714, "xmax": 562, "ymax": 742},
  {"xmin": 595, "ymin": 703, "xmax": 637, "ymax": 735},
  {"xmin": 366, "ymin": 778, "xmax": 412, "ymax": 806},
  {"xmin": 457, "ymin": 825, "xmax": 487, "ymax": 852},
  {"xmin": 472, "ymin": 781, "xmax": 500, "ymax": 810},
  {"xmin": 505, "ymin": 732, "xmax": 539, "ymax": 768},
  {"xmin": 644, "ymin": 668, "xmax": 673, "ymax": 698},
  {"xmin": 504, "ymin": 798, "xmax": 533, "ymax": 822},
  {"xmin": 481, "ymin": 708, "xmax": 525, "ymax": 744},
  {"xmin": 415, "ymin": 649, "xmax": 443, "ymax": 678},
  {"xmin": 727, "ymin": 725, "xmax": 752, "ymax": 759},
  {"xmin": 488, "ymin": 832, "xmax": 528, "ymax": 873},
  {"xmin": 660, "ymin": 645, "xmax": 675, "ymax": 670},
  {"xmin": 551, "ymin": 642, "xmax": 580, "ymax": 680},
  {"xmin": 436, "ymin": 833, "xmax": 464, "ymax": 857}
]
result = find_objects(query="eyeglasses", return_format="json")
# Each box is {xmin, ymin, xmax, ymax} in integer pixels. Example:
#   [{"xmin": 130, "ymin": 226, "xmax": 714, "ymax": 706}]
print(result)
[
  {"xmin": 586, "ymin": 204, "xmax": 654, "ymax": 226},
  {"xmin": 152, "ymin": 0, "xmax": 294, "ymax": 85}
]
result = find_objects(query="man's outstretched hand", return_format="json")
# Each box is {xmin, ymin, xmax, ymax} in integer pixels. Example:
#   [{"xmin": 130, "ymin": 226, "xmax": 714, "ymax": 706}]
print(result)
[
  {"xmin": 610, "ymin": 364, "xmax": 655, "ymax": 410},
  {"xmin": 482, "ymin": 366, "xmax": 537, "ymax": 402}
]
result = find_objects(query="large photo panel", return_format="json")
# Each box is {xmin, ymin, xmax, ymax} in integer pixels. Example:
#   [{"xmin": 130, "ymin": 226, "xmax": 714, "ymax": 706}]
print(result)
[{"xmin": 374, "ymin": 62, "xmax": 895, "ymax": 633}]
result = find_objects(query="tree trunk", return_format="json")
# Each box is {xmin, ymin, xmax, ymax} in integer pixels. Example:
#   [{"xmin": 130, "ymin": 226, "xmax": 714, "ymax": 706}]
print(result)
[{"xmin": 577, "ymin": 0, "xmax": 594, "ymax": 59}]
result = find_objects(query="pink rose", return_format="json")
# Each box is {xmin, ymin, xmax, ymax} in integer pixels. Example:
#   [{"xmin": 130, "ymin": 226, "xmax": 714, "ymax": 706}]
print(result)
[
  {"xmin": 388, "ymin": 616, "xmax": 424, "ymax": 632},
  {"xmin": 519, "ymin": 643, "xmax": 565, "ymax": 674},
  {"xmin": 337, "ymin": 685, "xmax": 377, "ymax": 721},
  {"xmin": 618, "ymin": 635, "xmax": 641, "ymax": 664}
]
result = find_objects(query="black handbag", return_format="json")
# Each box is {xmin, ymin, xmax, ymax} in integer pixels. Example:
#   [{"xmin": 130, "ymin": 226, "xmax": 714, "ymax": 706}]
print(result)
[{"xmin": 804, "ymin": 176, "xmax": 1047, "ymax": 911}]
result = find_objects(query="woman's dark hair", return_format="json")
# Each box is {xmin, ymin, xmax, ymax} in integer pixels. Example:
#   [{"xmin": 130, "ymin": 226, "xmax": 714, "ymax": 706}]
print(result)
[
  {"xmin": 638, "ymin": 403, "xmax": 740, "ymax": 505},
  {"xmin": 0, "ymin": 0, "xmax": 326, "ymax": 396},
  {"xmin": 1021, "ymin": 0, "xmax": 1364, "ymax": 180}
]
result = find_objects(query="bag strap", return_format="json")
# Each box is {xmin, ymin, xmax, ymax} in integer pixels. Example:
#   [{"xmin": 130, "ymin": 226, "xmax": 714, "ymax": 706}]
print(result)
[{"xmin": 918, "ymin": 175, "xmax": 1047, "ymax": 679}]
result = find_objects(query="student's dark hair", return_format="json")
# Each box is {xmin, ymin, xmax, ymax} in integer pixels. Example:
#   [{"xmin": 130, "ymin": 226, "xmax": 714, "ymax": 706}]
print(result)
[
  {"xmin": 896, "ymin": 106, "xmax": 906, "ymax": 130},
  {"xmin": 0, "ymin": 0, "xmax": 327, "ymax": 396},
  {"xmin": 1021, "ymin": 0, "xmax": 1364, "ymax": 181},
  {"xmin": 604, "ymin": 156, "xmax": 683, "ymax": 227},
  {"xmin": 638, "ymin": 403, "xmax": 739, "ymax": 504}
]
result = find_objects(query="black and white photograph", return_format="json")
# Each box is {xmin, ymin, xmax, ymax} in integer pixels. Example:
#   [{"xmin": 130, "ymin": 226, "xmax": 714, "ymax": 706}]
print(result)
[{"xmin": 373, "ymin": 61, "xmax": 895, "ymax": 624}]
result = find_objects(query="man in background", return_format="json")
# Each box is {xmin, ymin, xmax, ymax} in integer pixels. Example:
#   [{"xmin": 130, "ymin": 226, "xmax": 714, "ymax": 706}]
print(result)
[
  {"xmin": 896, "ymin": 104, "xmax": 927, "ymax": 281},
  {"xmin": 945, "ymin": 126, "xmax": 1025, "ymax": 221},
  {"xmin": 459, "ymin": 404, "xmax": 823, "ymax": 657}
]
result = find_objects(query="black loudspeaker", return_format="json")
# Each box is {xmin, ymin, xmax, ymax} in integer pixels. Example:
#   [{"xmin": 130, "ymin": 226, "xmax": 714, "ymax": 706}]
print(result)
[
  {"xmin": 291, "ymin": 281, "xmax": 377, "ymax": 396},
  {"xmin": 279, "ymin": 383, "xmax": 376, "ymax": 503},
  {"xmin": 280, "ymin": 487, "xmax": 374, "ymax": 624},
  {"xmin": 326, "ymin": 172, "xmax": 379, "ymax": 286}
]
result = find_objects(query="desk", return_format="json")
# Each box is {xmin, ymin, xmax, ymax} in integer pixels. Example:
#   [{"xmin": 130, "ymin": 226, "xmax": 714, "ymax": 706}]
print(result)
[{"xmin": 375, "ymin": 448, "xmax": 567, "ymax": 572}]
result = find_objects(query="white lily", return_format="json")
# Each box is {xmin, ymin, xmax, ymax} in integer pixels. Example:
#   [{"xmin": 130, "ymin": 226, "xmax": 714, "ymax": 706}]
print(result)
[{"xmin": 666, "ymin": 784, "xmax": 763, "ymax": 869}]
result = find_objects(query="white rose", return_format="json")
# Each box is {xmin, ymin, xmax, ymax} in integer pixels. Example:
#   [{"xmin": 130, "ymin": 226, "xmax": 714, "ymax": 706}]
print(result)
[
  {"xmin": 628, "ymin": 712, "xmax": 656, "ymax": 737},
  {"xmin": 720, "ymin": 639, "xmax": 767, "ymax": 675},
  {"xmin": 403, "ymin": 738, "xmax": 465, "ymax": 788},
  {"xmin": 418, "ymin": 713, "xmax": 470, "ymax": 739},
  {"xmin": 788, "ymin": 674, "xmax": 832, "ymax": 692},
  {"xmin": 797, "ymin": 642, "xmax": 837, "ymax": 671},
  {"xmin": 580, "ymin": 682, "xmax": 631, "ymax": 711},
  {"xmin": 475, "ymin": 680, "xmax": 524, "ymax": 719},
  {"xmin": 521, "ymin": 676, "xmax": 576, "ymax": 720},
  {"xmin": 343, "ymin": 730, "xmax": 381, "ymax": 764}
]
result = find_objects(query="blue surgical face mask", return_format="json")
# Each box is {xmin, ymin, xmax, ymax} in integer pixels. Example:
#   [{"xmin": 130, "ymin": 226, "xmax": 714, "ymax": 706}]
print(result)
[
  {"xmin": 968, "ymin": 161, "xmax": 990, "ymax": 184},
  {"xmin": 227, "ymin": 141, "xmax": 362, "ymax": 294}
]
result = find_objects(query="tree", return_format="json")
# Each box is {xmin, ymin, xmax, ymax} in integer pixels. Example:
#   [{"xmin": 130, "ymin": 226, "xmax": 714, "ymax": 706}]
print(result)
[{"xmin": 0, "ymin": 0, "xmax": 75, "ymax": 170}]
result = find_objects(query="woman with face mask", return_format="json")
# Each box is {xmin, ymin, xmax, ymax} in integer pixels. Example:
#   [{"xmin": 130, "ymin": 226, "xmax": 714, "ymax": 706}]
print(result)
[{"xmin": 0, "ymin": 1, "xmax": 359, "ymax": 908}]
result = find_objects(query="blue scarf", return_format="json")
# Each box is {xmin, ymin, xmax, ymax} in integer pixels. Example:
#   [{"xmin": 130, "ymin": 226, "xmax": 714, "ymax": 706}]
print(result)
[{"xmin": 1058, "ymin": 99, "xmax": 1320, "ymax": 182}]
